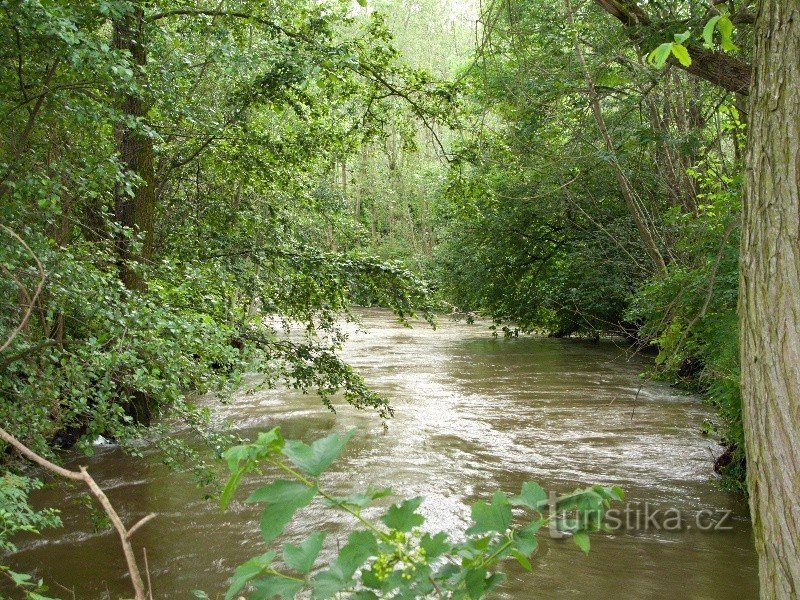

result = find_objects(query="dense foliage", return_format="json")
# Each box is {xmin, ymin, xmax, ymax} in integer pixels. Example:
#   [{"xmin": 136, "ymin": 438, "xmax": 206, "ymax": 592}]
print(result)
[{"xmin": 0, "ymin": 0, "xmax": 443, "ymax": 590}]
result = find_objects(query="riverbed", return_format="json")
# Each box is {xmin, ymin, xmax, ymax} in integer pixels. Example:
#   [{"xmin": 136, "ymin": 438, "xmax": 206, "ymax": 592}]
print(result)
[{"xmin": 9, "ymin": 309, "xmax": 758, "ymax": 598}]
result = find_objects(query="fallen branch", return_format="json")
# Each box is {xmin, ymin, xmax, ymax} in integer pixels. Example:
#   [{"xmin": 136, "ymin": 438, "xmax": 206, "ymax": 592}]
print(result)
[{"xmin": 0, "ymin": 426, "xmax": 154, "ymax": 600}]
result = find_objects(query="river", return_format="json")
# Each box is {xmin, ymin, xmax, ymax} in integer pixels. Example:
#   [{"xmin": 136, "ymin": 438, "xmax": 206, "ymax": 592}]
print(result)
[{"xmin": 8, "ymin": 309, "xmax": 758, "ymax": 598}]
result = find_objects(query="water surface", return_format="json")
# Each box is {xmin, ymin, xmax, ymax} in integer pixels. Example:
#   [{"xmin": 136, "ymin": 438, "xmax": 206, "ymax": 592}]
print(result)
[{"xmin": 9, "ymin": 309, "xmax": 757, "ymax": 598}]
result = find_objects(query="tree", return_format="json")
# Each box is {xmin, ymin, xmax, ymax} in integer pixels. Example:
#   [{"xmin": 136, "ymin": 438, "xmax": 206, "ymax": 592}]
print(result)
[{"xmin": 739, "ymin": 0, "xmax": 800, "ymax": 596}]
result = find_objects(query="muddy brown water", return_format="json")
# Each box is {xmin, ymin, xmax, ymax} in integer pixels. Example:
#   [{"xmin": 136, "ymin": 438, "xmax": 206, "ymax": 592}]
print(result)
[{"xmin": 7, "ymin": 309, "xmax": 757, "ymax": 599}]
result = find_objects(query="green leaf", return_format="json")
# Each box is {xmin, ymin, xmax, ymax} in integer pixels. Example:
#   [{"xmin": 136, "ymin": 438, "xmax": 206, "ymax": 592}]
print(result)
[
  {"xmin": 717, "ymin": 17, "xmax": 739, "ymax": 51},
  {"xmin": 226, "ymin": 551, "xmax": 276, "ymax": 600},
  {"xmin": 511, "ymin": 549, "xmax": 532, "ymax": 571},
  {"xmin": 250, "ymin": 575, "xmax": 304, "ymax": 599},
  {"xmin": 671, "ymin": 43, "xmax": 692, "ymax": 67},
  {"xmin": 573, "ymin": 530, "xmax": 591, "ymax": 555},
  {"xmin": 513, "ymin": 521, "xmax": 542, "ymax": 556},
  {"xmin": 510, "ymin": 482, "xmax": 547, "ymax": 511},
  {"xmin": 246, "ymin": 480, "xmax": 317, "ymax": 544},
  {"xmin": 220, "ymin": 467, "xmax": 245, "ymax": 510},
  {"xmin": 325, "ymin": 486, "xmax": 392, "ymax": 510},
  {"xmin": 381, "ymin": 496, "xmax": 424, "ymax": 532},
  {"xmin": 420, "ymin": 531, "xmax": 451, "ymax": 560},
  {"xmin": 312, "ymin": 531, "xmax": 377, "ymax": 599},
  {"xmin": 222, "ymin": 444, "xmax": 249, "ymax": 473},
  {"xmin": 283, "ymin": 428, "xmax": 356, "ymax": 477},
  {"xmin": 191, "ymin": 592, "xmax": 209, "ymax": 599},
  {"xmin": 647, "ymin": 42, "xmax": 672, "ymax": 68},
  {"xmin": 702, "ymin": 15, "xmax": 722, "ymax": 48},
  {"xmin": 356, "ymin": 0, "xmax": 367, "ymax": 6},
  {"xmin": 283, "ymin": 532, "xmax": 326, "ymax": 574},
  {"xmin": 673, "ymin": 30, "xmax": 691, "ymax": 44},
  {"xmin": 466, "ymin": 491, "xmax": 511, "ymax": 535}
]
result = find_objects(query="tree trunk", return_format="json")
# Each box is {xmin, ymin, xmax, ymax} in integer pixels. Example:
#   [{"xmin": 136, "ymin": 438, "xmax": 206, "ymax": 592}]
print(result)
[
  {"xmin": 740, "ymin": 0, "xmax": 800, "ymax": 597},
  {"xmin": 113, "ymin": 3, "xmax": 156, "ymax": 291}
]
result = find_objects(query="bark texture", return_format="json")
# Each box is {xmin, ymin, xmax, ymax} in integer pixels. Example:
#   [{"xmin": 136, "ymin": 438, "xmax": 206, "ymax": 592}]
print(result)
[{"xmin": 740, "ymin": 0, "xmax": 800, "ymax": 597}]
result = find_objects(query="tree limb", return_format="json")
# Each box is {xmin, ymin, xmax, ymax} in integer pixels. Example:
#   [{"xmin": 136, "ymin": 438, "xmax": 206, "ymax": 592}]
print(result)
[{"xmin": 591, "ymin": 0, "xmax": 752, "ymax": 95}]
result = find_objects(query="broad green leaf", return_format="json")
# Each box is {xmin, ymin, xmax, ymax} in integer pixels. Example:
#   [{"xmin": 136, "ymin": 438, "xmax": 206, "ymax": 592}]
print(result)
[
  {"xmin": 381, "ymin": 496, "xmax": 424, "ymax": 532},
  {"xmin": 513, "ymin": 521, "xmax": 541, "ymax": 556},
  {"xmin": 283, "ymin": 532, "xmax": 326, "ymax": 574},
  {"xmin": 191, "ymin": 591, "xmax": 209, "ymax": 599},
  {"xmin": 334, "ymin": 530, "xmax": 378, "ymax": 579},
  {"xmin": 464, "ymin": 567, "xmax": 489, "ymax": 599},
  {"xmin": 222, "ymin": 444, "xmax": 249, "ymax": 472},
  {"xmin": 226, "ymin": 551, "xmax": 276, "ymax": 600},
  {"xmin": 717, "ymin": 17, "xmax": 739, "ymax": 51},
  {"xmin": 609, "ymin": 486, "xmax": 625, "ymax": 502},
  {"xmin": 220, "ymin": 467, "xmax": 245, "ymax": 510},
  {"xmin": 648, "ymin": 42, "xmax": 672, "ymax": 68},
  {"xmin": 573, "ymin": 530, "xmax": 591, "ymax": 555},
  {"xmin": 246, "ymin": 480, "xmax": 317, "ymax": 543},
  {"xmin": 325, "ymin": 486, "xmax": 392, "ymax": 510},
  {"xmin": 671, "ymin": 43, "xmax": 692, "ymax": 67},
  {"xmin": 466, "ymin": 491, "xmax": 511, "ymax": 535},
  {"xmin": 283, "ymin": 428, "xmax": 356, "ymax": 477},
  {"xmin": 420, "ymin": 531, "xmax": 451, "ymax": 559},
  {"xmin": 250, "ymin": 575, "xmax": 304, "ymax": 599},
  {"xmin": 311, "ymin": 531, "xmax": 377, "ymax": 598},
  {"xmin": 703, "ymin": 15, "xmax": 722, "ymax": 48},
  {"xmin": 510, "ymin": 482, "xmax": 547, "ymax": 511},
  {"xmin": 465, "ymin": 569, "xmax": 505, "ymax": 599},
  {"xmin": 254, "ymin": 428, "xmax": 285, "ymax": 456}
]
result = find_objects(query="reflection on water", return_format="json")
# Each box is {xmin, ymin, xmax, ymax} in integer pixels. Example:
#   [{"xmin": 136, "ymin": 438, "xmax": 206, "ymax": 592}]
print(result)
[{"xmin": 7, "ymin": 309, "xmax": 757, "ymax": 599}]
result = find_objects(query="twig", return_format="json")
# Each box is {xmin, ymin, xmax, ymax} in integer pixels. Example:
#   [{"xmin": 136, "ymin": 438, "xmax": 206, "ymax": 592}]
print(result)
[
  {"xmin": 0, "ymin": 226, "xmax": 46, "ymax": 353},
  {"xmin": 143, "ymin": 547, "xmax": 153, "ymax": 600},
  {"xmin": 630, "ymin": 384, "xmax": 643, "ymax": 421}
]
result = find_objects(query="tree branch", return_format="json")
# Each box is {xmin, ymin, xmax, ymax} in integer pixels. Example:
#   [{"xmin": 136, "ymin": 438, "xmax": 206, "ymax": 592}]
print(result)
[
  {"xmin": 591, "ymin": 0, "xmax": 752, "ymax": 95},
  {"xmin": 0, "ymin": 426, "xmax": 155, "ymax": 600}
]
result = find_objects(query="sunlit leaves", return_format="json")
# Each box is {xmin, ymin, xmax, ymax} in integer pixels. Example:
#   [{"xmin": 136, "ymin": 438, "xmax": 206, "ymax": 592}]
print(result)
[
  {"xmin": 647, "ymin": 38, "xmax": 691, "ymax": 69},
  {"xmin": 703, "ymin": 14, "xmax": 738, "ymax": 51}
]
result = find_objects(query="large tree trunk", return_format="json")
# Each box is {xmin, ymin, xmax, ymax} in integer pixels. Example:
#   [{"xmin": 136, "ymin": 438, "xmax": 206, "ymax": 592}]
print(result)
[
  {"xmin": 113, "ymin": 3, "xmax": 156, "ymax": 291},
  {"xmin": 740, "ymin": 0, "xmax": 800, "ymax": 597}
]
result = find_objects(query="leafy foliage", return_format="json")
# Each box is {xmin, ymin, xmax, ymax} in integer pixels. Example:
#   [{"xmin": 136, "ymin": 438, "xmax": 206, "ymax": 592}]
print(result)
[{"xmin": 217, "ymin": 428, "xmax": 624, "ymax": 599}]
